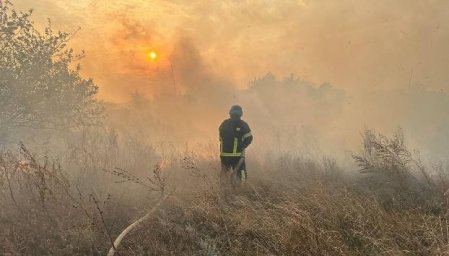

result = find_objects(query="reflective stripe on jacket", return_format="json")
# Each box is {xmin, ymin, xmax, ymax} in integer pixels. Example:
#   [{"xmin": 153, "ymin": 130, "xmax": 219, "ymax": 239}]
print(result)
[{"xmin": 219, "ymin": 118, "xmax": 253, "ymax": 157}]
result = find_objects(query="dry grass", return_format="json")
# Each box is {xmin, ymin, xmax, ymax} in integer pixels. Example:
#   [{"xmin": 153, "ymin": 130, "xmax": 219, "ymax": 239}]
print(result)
[{"xmin": 1, "ymin": 129, "xmax": 449, "ymax": 255}]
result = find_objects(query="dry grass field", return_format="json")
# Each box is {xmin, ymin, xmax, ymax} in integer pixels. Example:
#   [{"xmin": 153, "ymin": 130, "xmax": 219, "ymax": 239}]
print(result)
[{"xmin": 1, "ymin": 129, "xmax": 449, "ymax": 255}]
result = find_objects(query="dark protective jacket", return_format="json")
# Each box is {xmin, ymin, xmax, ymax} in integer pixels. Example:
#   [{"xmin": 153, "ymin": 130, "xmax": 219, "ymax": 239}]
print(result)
[{"xmin": 219, "ymin": 118, "xmax": 253, "ymax": 157}]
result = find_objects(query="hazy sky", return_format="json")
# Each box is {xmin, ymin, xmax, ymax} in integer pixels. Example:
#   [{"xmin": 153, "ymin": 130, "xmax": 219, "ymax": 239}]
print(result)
[
  {"xmin": 13, "ymin": 0, "xmax": 449, "ymax": 101},
  {"xmin": 10, "ymin": 0, "xmax": 449, "ymax": 159}
]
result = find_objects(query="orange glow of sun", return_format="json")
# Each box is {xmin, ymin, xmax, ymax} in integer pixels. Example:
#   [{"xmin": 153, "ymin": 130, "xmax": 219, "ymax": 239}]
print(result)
[{"xmin": 148, "ymin": 51, "xmax": 157, "ymax": 60}]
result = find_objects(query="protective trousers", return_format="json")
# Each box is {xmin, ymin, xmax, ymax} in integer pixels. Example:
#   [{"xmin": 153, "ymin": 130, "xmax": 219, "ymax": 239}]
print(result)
[{"xmin": 220, "ymin": 156, "xmax": 247, "ymax": 181}]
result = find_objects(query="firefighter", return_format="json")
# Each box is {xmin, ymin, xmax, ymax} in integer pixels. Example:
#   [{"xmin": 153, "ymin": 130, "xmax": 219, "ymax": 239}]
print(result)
[{"xmin": 219, "ymin": 105, "xmax": 253, "ymax": 182}]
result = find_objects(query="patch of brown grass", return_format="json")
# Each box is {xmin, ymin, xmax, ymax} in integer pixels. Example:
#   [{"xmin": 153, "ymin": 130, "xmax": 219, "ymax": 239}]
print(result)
[{"xmin": 1, "ymin": 129, "xmax": 449, "ymax": 255}]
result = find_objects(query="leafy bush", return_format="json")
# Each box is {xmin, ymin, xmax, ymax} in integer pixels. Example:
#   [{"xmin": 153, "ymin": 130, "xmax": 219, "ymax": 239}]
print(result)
[{"xmin": 0, "ymin": 1, "xmax": 103, "ymax": 144}]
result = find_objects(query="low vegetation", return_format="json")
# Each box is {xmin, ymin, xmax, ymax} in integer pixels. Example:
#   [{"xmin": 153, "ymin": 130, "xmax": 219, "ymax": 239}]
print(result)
[
  {"xmin": 1, "ymin": 129, "xmax": 449, "ymax": 255},
  {"xmin": 2, "ymin": 2, "xmax": 449, "ymax": 255}
]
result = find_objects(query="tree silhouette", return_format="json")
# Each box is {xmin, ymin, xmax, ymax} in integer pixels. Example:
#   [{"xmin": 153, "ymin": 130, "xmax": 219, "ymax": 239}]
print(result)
[{"xmin": 0, "ymin": 1, "xmax": 102, "ymax": 141}]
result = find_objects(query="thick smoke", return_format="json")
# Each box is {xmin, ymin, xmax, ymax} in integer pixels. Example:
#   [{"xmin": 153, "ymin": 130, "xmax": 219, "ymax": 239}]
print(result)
[{"xmin": 12, "ymin": 0, "xmax": 449, "ymax": 161}]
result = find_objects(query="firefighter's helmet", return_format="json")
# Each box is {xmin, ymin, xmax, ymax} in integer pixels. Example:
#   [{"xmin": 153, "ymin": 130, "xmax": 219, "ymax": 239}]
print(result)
[{"xmin": 229, "ymin": 105, "xmax": 243, "ymax": 117}]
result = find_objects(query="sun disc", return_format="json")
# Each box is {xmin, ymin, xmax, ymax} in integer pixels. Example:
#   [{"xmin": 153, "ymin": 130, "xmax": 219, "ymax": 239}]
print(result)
[{"xmin": 149, "ymin": 51, "xmax": 157, "ymax": 60}]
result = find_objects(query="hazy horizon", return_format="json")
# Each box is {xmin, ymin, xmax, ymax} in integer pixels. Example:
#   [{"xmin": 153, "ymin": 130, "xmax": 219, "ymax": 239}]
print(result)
[{"xmin": 11, "ymin": 0, "xmax": 449, "ymax": 159}]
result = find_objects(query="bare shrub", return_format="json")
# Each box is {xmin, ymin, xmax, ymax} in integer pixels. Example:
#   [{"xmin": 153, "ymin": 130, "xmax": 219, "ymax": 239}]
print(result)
[
  {"xmin": 0, "ymin": 144, "xmax": 100, "ymax": 255},
  {"xmin": 353, "ymin": 128, "xmax": 446, "ymax": 212}
]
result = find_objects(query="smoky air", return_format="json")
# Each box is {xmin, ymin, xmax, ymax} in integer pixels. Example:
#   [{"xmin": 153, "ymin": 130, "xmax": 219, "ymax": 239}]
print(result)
[{"xmin": 1, "ymin": 1, "xmax": 449, "ymax": 255}]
